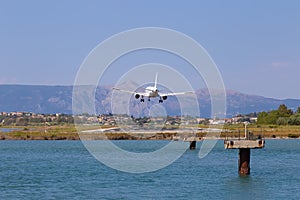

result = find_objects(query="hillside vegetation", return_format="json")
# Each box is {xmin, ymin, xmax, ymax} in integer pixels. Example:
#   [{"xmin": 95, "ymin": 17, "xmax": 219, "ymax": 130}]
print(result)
[{"xmin": 257, "ymin": 104, "xmax": 300, "ymax": 125}]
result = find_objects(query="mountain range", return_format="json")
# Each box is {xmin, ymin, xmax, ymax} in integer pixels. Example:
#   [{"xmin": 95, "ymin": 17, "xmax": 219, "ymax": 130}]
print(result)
[{"xmin": 0, "ymin": 84, "xmax": 299, "ymax": 118}]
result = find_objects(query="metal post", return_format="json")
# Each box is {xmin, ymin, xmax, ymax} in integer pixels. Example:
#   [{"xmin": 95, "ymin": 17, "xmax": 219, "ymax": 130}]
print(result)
[
  {"xmin": 239, "ymin": 148, "xmax": 251, "ymax": 175},
  {"xmin": 189, "ymin": 141, "xmax": 196, "ymax": 150}
]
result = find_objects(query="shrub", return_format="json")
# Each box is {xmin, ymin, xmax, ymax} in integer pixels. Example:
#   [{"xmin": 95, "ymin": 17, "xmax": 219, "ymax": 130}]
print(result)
[{"xmin": 287, "ymin": 134, "xmax": 299, "ymax": 138}]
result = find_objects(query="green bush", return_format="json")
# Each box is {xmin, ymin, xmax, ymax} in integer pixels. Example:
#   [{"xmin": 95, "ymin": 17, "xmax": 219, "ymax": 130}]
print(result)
[{"xmin": 287, "ymin": 134, "xmax": 299, "ymax": 138}]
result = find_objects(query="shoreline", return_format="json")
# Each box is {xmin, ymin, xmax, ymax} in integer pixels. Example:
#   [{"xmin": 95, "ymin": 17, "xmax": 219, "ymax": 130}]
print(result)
[
  {"xmin": 0, "ymin": 133, "xmax": 299, "ymax": 141},
  {"xmin": 1, "ymin": 124, "xmax": 300, "ymax": 140}
]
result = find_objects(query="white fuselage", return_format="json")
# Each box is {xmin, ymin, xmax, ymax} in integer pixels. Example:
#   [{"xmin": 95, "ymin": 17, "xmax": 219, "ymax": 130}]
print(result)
[{"xmin": 145, "ymin": 86, "xmax": 158, "ymax": 98}]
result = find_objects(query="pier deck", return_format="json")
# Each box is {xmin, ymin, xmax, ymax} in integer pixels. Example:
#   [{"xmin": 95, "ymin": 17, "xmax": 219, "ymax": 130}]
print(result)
[{"xmin": 224, "ymin": 139, "xmax": 265, "ymax": 149}]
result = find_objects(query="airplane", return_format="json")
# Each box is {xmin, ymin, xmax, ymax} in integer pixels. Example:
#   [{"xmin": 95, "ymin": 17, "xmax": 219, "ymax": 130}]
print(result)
[{"xmin": 113, "ymin": 73, "xmax": 193, "ymax": 103}]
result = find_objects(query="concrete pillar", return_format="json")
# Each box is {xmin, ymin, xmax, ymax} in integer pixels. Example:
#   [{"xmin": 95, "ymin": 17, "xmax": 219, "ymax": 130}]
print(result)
[
  {"xmin": 239, "ymin": 148, "xmax": 250, "ymax": 175},
  {"xmin": 189, "ymin": 141, "xmax": 196, "ymax": 150}
]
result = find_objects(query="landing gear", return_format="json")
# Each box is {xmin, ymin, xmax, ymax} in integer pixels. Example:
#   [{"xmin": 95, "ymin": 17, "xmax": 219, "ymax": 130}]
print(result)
[
  {"xmin": 148, "ymin": 98, "xmax": 150, "ymax": 101},
  {"xmin": 159, "ymin": 99, "xmax": 163, "ymax": 103},
  {"xmin": 140, "ymin": 95, "xmax": 144, "ymax": 102}
]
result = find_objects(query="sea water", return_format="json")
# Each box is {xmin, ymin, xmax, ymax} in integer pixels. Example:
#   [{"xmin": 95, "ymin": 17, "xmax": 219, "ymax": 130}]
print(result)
[{"xmin": 0, "ymin": 140, "xmax": 299, "ymax": 199}]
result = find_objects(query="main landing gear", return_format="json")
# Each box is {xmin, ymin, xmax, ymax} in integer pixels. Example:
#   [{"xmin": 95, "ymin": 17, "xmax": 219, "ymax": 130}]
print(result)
[
  {"xmin": 139, "ymin": 96, "xmax": 163, "ymax": 103},
  {"xmin": 140, "ymin": 95, "xmax": 145, "ymax": 102}
]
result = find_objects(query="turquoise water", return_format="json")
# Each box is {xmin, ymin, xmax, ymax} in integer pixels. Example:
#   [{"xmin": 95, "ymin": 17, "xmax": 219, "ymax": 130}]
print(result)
[{"xmin": 0, "ymin": 140, "xmax": 299, "ymax": 199}]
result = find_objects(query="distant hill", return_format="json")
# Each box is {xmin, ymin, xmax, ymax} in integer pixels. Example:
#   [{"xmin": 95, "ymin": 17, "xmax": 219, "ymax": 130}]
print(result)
[
  {"xmin": 0, "ymin": 85, "xmax": 73, "ymax": 114},
  {"xmin": 0, "ymin": 84, "xmax": 299, "ymax": 117}
]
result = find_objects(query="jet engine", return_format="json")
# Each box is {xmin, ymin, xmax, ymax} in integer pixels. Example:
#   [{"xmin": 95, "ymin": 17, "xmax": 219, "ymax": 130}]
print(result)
[
  {"xmin": 162, "ymin": 96, "xmax": 167, "ymax": 100},
  {"xmin": 135, "ymin": 94, "xmax": 140, "ymax": 99}
]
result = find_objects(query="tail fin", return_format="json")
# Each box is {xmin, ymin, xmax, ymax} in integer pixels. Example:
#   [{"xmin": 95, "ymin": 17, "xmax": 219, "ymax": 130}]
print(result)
[{"xmin": 154, "ymin": 72, "xmax": 158, "ymax": 88}]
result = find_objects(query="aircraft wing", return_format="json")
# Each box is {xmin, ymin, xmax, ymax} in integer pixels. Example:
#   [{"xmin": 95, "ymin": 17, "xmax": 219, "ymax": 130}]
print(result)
[
  {"xmin": 159, "ymin": 91, "xmax": 194, "ymax": 96},
  {"xmin": 112, "ymin": 87, "xmax": 135, "ymax": 94},
  {"xmin": 112, "ymin": 87, "xmax": 149, "ymax": 97}
]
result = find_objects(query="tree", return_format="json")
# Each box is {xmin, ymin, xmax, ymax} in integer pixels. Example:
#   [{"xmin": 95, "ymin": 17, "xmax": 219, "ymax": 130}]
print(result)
[
  {"xmin": 278, "ymin": 104, "xmax": 293, "ymax": 117},
  {"xmin": 296, "ymin": 107, "xmax": 300, "ymax": 114},
  {"xmin": 267, "ymin": 110, "xmax": 280, "ymax": 124},
  {"xmin": 258, "ymin": 110, "xmax": 280, "ymax": 124},
  {"xmin": 259, "ymin": 105, "xmax": 300, "ymax": 125},
  {"xmin": 277, "ymin": 117, "xmax": 288, "ymax": 125},
  {"xmin": 288, "ymin": 114, "xmax": 300, "ymax": 125},
  {"xmin": 257, "ymin": 111, "xmax": 268, "ymax": 124}
]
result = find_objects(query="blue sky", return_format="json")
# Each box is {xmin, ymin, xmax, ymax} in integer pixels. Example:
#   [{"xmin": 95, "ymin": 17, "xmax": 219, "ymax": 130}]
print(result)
[{"xmin": 0, "ymin": 1, "xmax": 299, "ymax": 99}]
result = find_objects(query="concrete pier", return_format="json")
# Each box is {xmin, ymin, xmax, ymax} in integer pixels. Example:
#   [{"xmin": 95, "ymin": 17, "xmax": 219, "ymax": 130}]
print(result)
[
  {"xmin": 183, "ymin": 137, "xmax": 201, "ymax": 150},
  {"xmin": 224, "ymin": 139, "xmax": 264, "ymax": 175},
  {"xmin": 224, "ymin": 123, "xmax": 264, "ymax": 175},
  {"xmin": 172, "ymin": 136, "xmax": 201, "ymax": 150}
]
